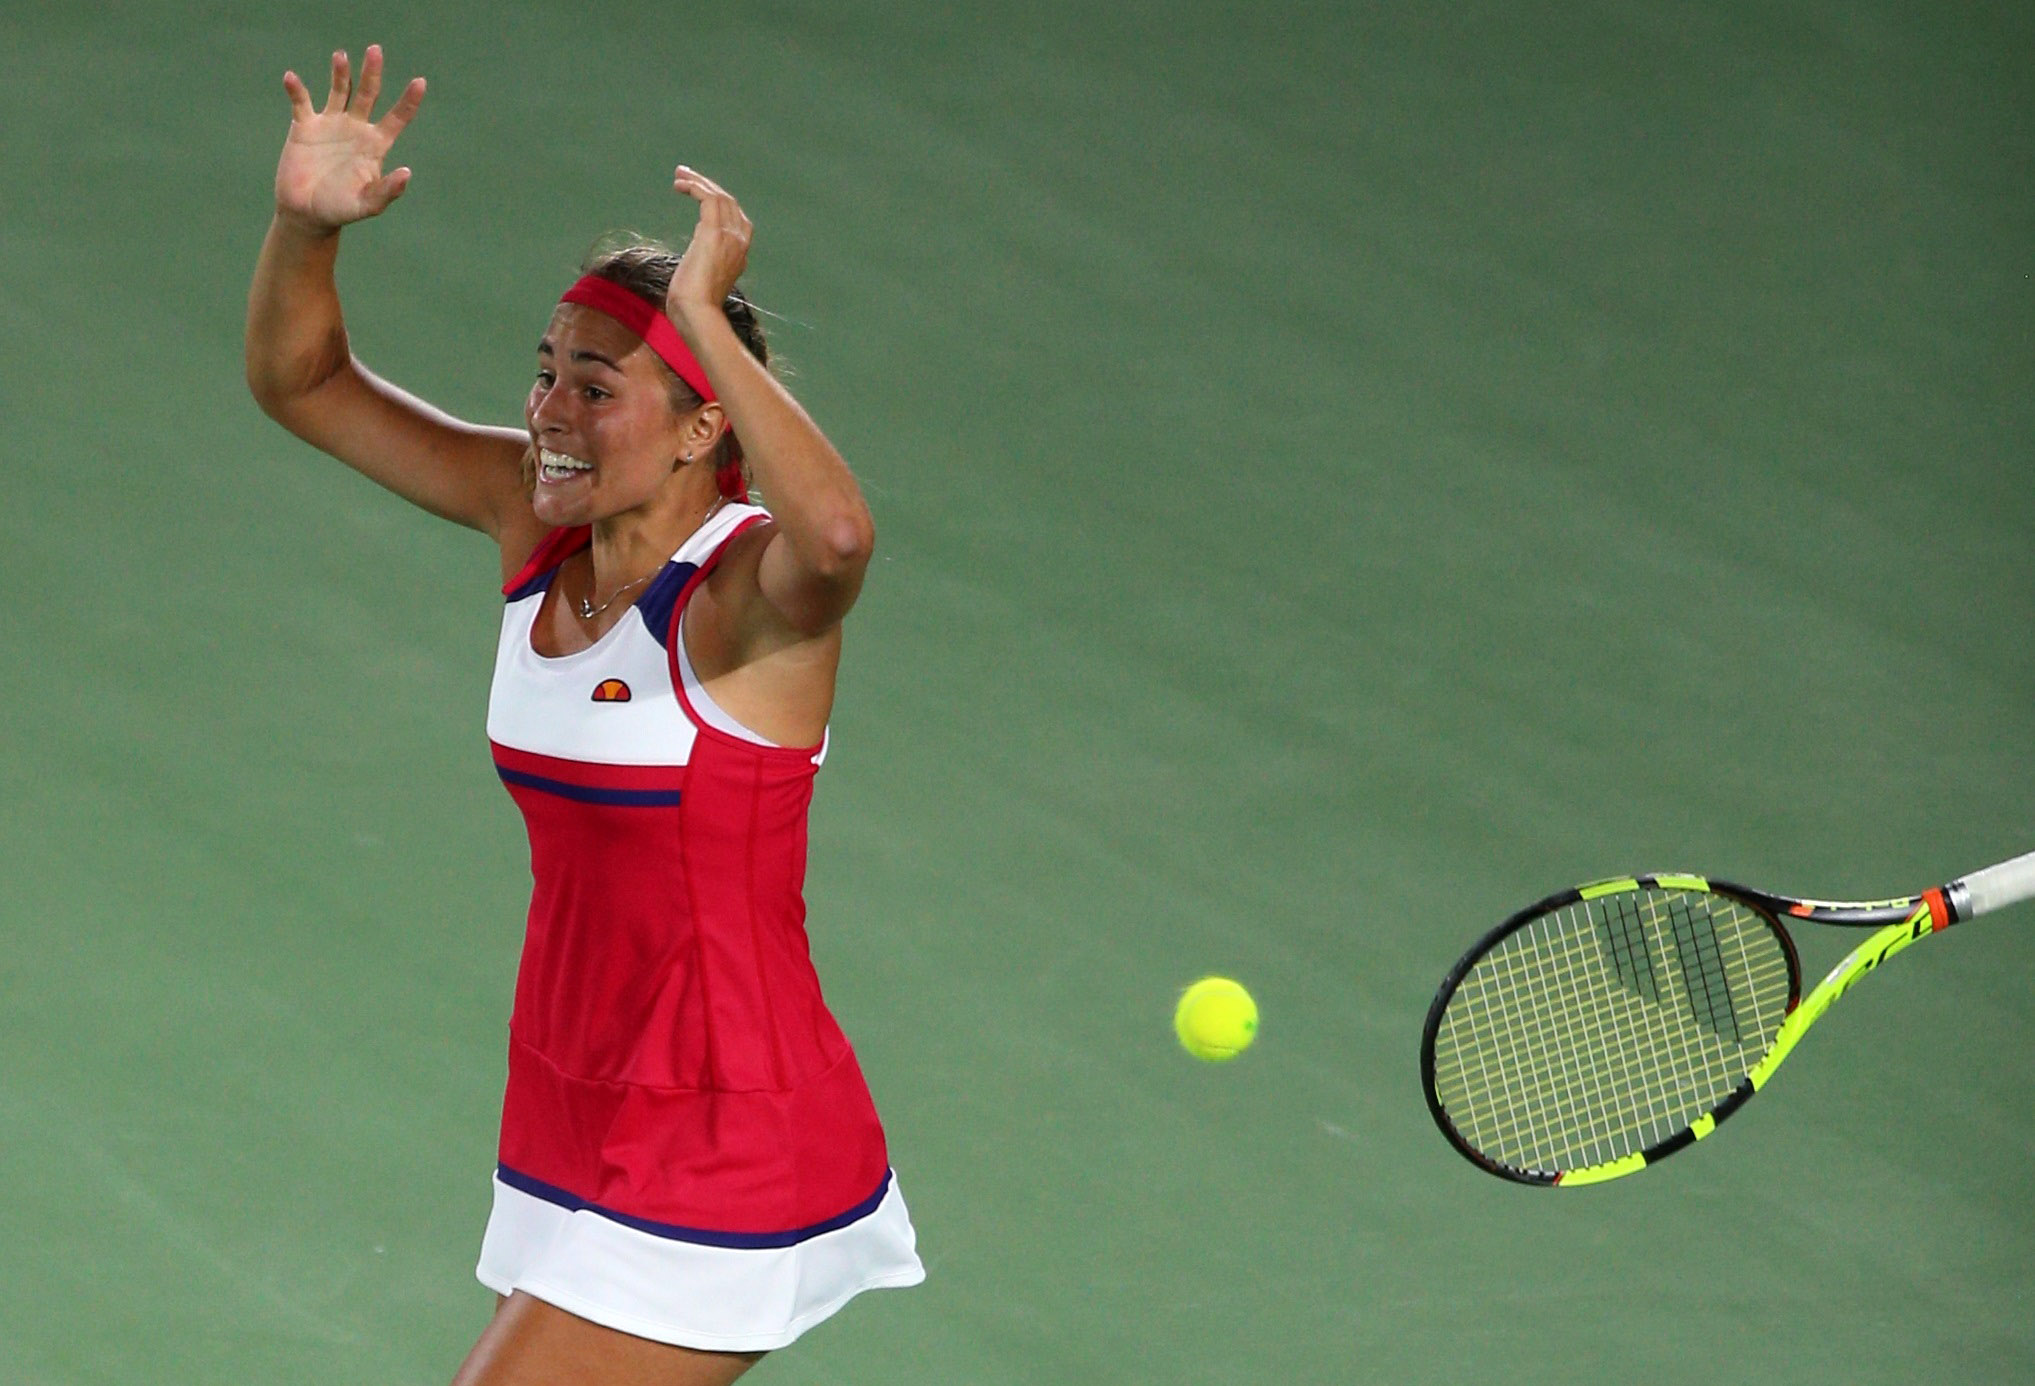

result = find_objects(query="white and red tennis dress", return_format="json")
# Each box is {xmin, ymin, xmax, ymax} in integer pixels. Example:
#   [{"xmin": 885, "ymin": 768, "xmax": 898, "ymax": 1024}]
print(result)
[{"xmin": 474, "ymin": 502, "xmax": 923, "ymax": 1350}]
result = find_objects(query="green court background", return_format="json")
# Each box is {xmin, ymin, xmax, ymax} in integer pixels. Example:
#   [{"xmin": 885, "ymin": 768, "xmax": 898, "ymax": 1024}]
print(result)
[{"xmin": 2, "ymin": 2, "xmax": 2030, "ymax": 1381}]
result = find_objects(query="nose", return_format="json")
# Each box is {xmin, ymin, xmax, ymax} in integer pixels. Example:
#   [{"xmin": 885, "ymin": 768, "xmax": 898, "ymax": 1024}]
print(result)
[{"xmin": 529, "ymin": 382, "xmax": 569, "ymax": 435}]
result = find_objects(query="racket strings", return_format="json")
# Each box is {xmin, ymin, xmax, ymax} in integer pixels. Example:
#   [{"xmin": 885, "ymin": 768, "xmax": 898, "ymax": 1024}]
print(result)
[{"xmin": 1431, "ymin": 889, "xmax": 1792, "ymax": 1175}]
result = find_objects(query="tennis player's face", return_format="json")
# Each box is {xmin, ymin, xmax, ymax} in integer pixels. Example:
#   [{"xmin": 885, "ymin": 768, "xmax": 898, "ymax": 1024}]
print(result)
[{"xmin": 526, "ymin": 305, "xmax": 700, "ymax": 527}]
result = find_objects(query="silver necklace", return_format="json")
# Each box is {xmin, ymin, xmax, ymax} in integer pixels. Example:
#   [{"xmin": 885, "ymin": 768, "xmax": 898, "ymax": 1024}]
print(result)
[
  {"xmin": 575, "ymin": 499, "xmax": 726, "ymax": 621},
  {"xmin": 576, "ymin": 571, "xmax": 656, "ymax": 621}
]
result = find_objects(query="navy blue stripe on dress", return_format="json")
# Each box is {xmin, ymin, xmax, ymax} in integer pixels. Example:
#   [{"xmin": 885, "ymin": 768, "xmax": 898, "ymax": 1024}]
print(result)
[
  {"xmin": 495, "ymin": 1164, "xmax": 894, "ymax": 1249},
  {"xmin": 635, "ymin": 561, "xmax": 698, "ymax": 650},
  {"xmin": 495, "ymin": 767, "xmax": 683, "ymax": 807},
  {"xmin": 503, "ymin": 567, "xmax": 559, "ymax": 603}
]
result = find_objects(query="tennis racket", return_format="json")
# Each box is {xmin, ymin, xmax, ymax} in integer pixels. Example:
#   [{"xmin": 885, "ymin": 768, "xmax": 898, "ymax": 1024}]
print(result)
[{"xmin": 1421, "ymin": 849, "xmax": 2035, "ymax": 1186}]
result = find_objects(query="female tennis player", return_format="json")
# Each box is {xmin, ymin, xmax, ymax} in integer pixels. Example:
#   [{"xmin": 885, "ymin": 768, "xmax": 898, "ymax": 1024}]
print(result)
[{"xmin": 245, "ymin": 46, "xmax": 923, "ymax": 1385}]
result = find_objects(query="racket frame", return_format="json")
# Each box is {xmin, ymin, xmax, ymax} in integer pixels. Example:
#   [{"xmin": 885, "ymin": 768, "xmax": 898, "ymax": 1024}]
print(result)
[{"xmin": 1421, "ymin": 871, "xmax": 1965, "ymax": 1187}]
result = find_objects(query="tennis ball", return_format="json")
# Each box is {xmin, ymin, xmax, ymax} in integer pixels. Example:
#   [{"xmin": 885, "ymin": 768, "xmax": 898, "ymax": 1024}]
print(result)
[{"xmin": 1174, "ymin": 976, "xmax": 1258, "ymax": 1062}]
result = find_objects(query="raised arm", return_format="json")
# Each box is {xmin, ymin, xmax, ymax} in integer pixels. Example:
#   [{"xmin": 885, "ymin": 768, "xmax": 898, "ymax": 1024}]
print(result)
[
  {"xmin": 245, "ymin": 46, "xmax": 528, "ymax": 538},
  {"xmin": 663, "ymin": 168, "xmax": 876, "ymax": 638}
]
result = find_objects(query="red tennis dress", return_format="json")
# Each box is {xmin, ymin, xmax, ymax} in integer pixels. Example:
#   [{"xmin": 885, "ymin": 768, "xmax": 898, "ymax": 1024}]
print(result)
[{"xmin": 474, "ymin": 503, "xmax": 922, "ymax": 1349}]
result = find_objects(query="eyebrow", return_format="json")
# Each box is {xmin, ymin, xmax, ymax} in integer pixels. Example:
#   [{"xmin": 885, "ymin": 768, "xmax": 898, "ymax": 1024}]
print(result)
[{"xmin": 535, "ymin": 339, "xmax": 623, "ymax": 371}]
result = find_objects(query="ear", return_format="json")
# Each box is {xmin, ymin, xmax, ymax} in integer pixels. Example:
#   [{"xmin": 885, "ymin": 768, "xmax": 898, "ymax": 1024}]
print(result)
[{"xmin": 680, "ymin": 402, "xmax": 728, "ymax": 456}]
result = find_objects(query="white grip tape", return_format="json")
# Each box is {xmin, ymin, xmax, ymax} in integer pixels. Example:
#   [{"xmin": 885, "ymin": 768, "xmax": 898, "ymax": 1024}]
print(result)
[{"xmin": 1957, "ymin": 850, "xmax": 2035, "ymax": 918}]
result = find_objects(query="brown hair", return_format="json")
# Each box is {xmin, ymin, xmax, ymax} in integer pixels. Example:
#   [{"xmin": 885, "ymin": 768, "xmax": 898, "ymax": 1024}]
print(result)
[{"xmin": 582, "ymin": 234, "xmax": 771, "ymax": 492}]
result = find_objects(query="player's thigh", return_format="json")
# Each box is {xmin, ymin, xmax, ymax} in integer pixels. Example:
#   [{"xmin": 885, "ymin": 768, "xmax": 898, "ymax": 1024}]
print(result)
[{"xmin": 451, "ymin": 1292, "xmax": 764, "ymax": 1386}]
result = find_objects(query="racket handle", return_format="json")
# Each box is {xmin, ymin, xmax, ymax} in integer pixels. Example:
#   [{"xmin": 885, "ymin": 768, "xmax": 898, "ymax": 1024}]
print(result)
[{"xmin": 1954, "ymin": 850, "xmax": 2035, "ymax": 919}]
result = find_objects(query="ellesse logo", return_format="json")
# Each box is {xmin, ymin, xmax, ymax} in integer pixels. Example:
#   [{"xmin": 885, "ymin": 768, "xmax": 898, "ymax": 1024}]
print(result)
[{"xmin": 591, "ymin": 679, "xmax": 632, "ymax": 703}]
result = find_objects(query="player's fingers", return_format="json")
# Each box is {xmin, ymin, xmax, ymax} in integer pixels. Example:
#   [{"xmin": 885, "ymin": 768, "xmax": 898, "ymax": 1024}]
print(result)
[
  {"xmin": 352, "ymin": 43, "xmax": 383, "ymax": 115},
  {"xmin": 674, "ymin": 166, "xmax": 747, "ymax": 237},
  {"xmin": 672, "ymin": 163, "xmax": 731, "ymax": 204},
  {"xmin": 282, "ymin": 70, "xmax": 315, "ymax": 123},
  {"xmin": 376, "ymin": 76, "xmax": 427, "ymax": 139},
  {"xmin": 323, "ymin": 49, "xmax": 350, "ymax": 115},
  {"xmin": 363, "ymin": 167, "xmax": 412, "ymax": 215},
  {"xmin": 672, "ymin": 168, "xmax": 720, "ymax": 233}
]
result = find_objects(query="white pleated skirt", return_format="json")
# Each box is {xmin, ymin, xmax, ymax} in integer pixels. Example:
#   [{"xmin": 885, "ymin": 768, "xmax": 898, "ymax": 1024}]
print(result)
[{"xmin": 475, "ymin": 1168, "xmax": 925, "ymax": 1352}]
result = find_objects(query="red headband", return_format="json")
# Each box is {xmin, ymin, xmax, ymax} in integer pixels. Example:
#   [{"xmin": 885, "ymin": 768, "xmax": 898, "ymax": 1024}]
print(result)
[
  {"xmin": 559, "ymin": 274, "xmax": 747, "ymax": 501},
  {"xmin": 560, "ymin": 275, "xmax": 717, "ymax": 402}
]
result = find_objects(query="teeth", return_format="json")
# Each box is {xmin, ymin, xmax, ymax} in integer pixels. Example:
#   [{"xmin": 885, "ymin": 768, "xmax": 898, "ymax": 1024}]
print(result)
[{"xmin": 538, "ymin": 449, "xmax": 593, "ymax": 481}]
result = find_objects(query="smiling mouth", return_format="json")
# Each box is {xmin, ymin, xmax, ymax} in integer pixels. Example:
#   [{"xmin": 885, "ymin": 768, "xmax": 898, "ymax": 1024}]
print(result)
[{"xmin": 537, "ymin": 449, "xmax": 593, "ymax": 484}]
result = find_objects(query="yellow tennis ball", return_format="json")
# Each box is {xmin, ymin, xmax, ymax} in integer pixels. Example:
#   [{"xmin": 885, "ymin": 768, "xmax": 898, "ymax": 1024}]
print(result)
[{"xmin": 1174, "ymin": 977, "xmax": 1259, "ymax": 1062}]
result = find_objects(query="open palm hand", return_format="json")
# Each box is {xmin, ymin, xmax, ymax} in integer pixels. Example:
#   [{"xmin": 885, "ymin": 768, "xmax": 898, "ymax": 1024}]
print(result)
[{"xmin": 274, "ymin": 45, "xmax": 426, "ymax": 231}]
